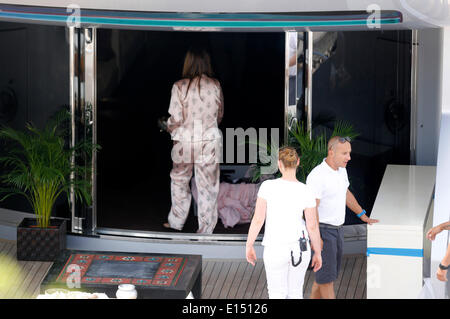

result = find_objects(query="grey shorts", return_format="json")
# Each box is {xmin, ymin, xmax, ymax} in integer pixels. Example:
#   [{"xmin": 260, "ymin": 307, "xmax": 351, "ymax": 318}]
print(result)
[{"xmin": 314, "ymin": 224, "xmax": 344, "ymax": 285}]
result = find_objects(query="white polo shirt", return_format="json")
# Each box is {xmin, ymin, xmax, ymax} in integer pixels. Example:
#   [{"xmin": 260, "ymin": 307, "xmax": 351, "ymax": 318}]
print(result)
[
  {"xmin": 306, "ymin": 159, "xmax": 349, "ymax": 226},
  {"xmin": 257, "ymin": 178, "xmax": 316, "ymax": 247}
]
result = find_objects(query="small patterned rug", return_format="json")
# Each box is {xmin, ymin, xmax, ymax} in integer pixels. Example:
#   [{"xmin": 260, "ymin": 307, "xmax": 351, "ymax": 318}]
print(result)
[{"xmin": 55, "ymin": 253, "xmax": 186, "ymax": 287}]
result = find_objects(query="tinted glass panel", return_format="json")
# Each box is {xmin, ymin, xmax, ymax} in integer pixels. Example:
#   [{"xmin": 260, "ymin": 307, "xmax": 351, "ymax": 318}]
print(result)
[
  {"xmin": 96, "ymin": 30, "xmax": 284, "ymax": 233},
  {"xmin": 312, "ymin": 31, "xmax": 411, "ymax": 225},
  {"xmin": 0, "ymin": 22, "xmax": 70, "ymax": 218}
]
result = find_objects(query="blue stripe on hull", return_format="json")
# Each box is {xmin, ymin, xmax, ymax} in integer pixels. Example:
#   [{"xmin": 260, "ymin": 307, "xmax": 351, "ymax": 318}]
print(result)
[
  {"xmin": 0, "ymin": 4, "xmax": 402, "ymax": 28},
  {"xmin": 367, "ymin": 247, "xmax": 423, "ymax": 258}
]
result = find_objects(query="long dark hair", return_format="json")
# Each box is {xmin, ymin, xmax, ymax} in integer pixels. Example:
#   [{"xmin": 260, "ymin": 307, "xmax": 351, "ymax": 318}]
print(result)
[{"xmin": 182, "ymin": 47, "xmax": 214, "ymax": 99}]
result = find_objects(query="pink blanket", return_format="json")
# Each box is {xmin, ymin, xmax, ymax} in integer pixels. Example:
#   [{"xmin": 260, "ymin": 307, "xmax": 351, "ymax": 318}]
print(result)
[{"xmin": 191, "ymin": 179, "xmax": 261, "ymax": 228}]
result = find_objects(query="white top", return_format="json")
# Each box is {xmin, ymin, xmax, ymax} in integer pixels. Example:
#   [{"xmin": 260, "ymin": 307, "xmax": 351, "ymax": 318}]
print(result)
[
  {"xmin": 257, "ymin": 178, "xmax": 316, "ymax": 246},
  {"xmin": 306, "ymin": 159, "xmax": 350, "ymax": 226}
]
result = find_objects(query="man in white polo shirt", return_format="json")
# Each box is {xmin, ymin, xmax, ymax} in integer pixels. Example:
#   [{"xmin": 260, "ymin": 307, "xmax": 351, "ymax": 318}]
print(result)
[{"xmin": 306, "ymin": 136, "xmax": 379, "ymax": 299}]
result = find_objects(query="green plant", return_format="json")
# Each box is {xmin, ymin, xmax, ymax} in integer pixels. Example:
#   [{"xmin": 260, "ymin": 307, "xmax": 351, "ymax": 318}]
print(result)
[
  {"xmin": 249, "ymin": 119, "xmax": 358, "ymax": 183},
  {"xmin": 289, "ymin": 120, "xmax": 359, "ymax": 183},
  {"xmin": 245, "ymin": 133, "xmax": 281, "ymax": 183},
  {"xmin": 288, "ymin": 121, "xmax": 327, "ymax": 183},
  {"xmin": 0, "ymin": 109, "xmax": 99, "ymax": 228}
]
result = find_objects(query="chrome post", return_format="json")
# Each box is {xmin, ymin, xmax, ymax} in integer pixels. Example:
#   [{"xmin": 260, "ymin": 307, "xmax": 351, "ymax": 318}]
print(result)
[
  {"xmin": 69, "ymin": 26, "xmax": 78, "ymax": 233},
  {"xmin": 285, "ymin": 31, "xmax": 298, "ymax": 143},
  {"xmin": 305, "ymin": 31, "xmax": 313, "ymax": 138},
  {"xmin": 84, "ymin": 27, "xmax": 97, "ymax": 232},
  {"xmin": 410, "ymin": 29, "xmax": 418, "ymax": 165}
]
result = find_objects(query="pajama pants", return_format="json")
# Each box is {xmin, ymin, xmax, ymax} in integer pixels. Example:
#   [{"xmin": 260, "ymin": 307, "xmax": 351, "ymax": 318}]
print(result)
[
  {"xmin": 263, "ymin": 241, "xmax": 311, "ymax": 299},
  {"xmin": 167, "ymin": 139, "xmax": 221, "ymax": 234}
]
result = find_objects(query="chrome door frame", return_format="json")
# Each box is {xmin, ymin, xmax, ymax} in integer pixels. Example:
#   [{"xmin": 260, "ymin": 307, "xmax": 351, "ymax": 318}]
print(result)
[
  {"xmin": 284, "ymin": 31, "xmax": 312, "ymax": 141},
  {"xmin": 410, "ymin": 29, "xmax": 418, "ymax": 164},
  {"xmin": 69, "ymin": 26, "xmax": 97, "ymax": 234},
  {"xmin": 73, "ymin": 28, "xmax": 309, "ymax": 239},
  {"xmin": 69, "ymin": 26, "xmax": 81, "ymax": 233},
  {"xmin": 285, "ymin": 31, "xmax": 297, "ymax": 142},
  {"xmin": 305, "ymin": 31, "xmax": 313, "ymax": 137},
  {"xmin": 84, "ymin": 27, "xmax": 97, "ymax": 233}
]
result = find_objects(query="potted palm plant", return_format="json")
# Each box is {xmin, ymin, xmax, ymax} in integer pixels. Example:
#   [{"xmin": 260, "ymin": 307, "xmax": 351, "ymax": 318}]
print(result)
[
  {"xmin": 0, "ymin": 109, "xmax": 98, "ymax": 261},
  {"xmin": 250, "ymin": 119, "xmax": 358, "ymax": 183},
  {"xmin": 288, "ymin": 120, "xmax": 359, "ymax": 183}
]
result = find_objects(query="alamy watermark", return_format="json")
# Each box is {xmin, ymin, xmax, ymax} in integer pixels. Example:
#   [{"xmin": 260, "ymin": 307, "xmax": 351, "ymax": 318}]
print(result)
[
  {"xmin": 366, "ymin": 4, "xmax": 381, "ymax": 29},
  {"xmin": 170, "ymin": 121, "xmax": 280, "ymax": 175},
  {"xmin": 66, "ymin": 4, "xmax": 81, "ymax": 28},
  {"xmin": 367, "ymin": 263, "xmax": 381, "ymax": 289},
  {"xmin": 66, "ymin": 264, "xmax": 81, "ymax": 289}
]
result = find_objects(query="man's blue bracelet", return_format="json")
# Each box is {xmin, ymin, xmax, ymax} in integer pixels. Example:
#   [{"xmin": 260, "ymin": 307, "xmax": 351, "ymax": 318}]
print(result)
[{"xmin": 357, "ymin": 210, "xmax": 366, "ymax": 218}]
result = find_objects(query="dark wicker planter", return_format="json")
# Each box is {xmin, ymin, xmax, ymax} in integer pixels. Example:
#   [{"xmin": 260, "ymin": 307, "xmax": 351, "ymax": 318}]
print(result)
[{"xmin": 16, "ymin": 218, "xmax": 67, "ymax": 261}]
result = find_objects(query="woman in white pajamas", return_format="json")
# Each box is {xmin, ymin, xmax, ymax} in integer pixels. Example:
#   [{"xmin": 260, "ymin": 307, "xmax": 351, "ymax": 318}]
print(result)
[
  {"xmin": 163, "ymin": 47, "xmax": 224, "ymax": 234},
  {"xmin": 246, "ymin": 147, "xmax": 322, "ymax": 299}
]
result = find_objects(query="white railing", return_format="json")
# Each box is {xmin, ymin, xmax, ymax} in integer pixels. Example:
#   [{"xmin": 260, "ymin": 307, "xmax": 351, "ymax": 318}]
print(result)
[{"xmin": 367, "ymin": 164, "xmax": 436, "ymax": 299}]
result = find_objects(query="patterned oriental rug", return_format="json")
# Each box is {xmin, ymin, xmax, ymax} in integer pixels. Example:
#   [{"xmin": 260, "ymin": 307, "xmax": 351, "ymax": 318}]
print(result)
[
  {"xmin": 55, "ymin": 253, "xmax": 187, "ymax": 287},
  {"xmin": 42, "ymin": 250, "xmax": 202, "ymax": 298}
]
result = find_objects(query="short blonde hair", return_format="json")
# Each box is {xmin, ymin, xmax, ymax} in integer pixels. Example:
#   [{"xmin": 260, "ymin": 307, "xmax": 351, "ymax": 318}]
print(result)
[{"xmin": 278, "ymin": 146, "xmax": 299, "ymax": 169}]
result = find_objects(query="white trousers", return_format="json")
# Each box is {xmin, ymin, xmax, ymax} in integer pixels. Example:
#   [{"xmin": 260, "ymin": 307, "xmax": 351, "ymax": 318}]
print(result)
[{"xmin": 263, "ymin": 243, "xmax": 311, "ymax": 299}]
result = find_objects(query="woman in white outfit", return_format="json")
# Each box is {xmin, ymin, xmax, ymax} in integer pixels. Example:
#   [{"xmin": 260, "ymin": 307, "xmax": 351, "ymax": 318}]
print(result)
[{"xmin": 246, "ymin": 147, "xmax": 322, "ymax": 299}]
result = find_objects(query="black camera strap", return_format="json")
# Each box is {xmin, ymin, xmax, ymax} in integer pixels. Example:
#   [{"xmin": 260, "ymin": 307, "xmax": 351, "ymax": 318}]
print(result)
[{"xmin": 291, "ymin": 231, "xmax": 308, "ymax": 267}]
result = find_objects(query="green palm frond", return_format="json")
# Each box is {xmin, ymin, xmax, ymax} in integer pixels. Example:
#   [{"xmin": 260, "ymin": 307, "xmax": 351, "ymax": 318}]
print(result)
[
  {"xmin": 331, "ymin": 120, "xmax": 360, "ymax": 140},
  {"xmin": 287, "ymin": 122, "xmax": 327, "ymax": 183},
  {"xmin": 249, "ymin": 119, "xmax": 358, "ymax": 184},
  {"xmin": 0, "ymin": 108, "xmax": 99, "ymax": 228},
  {"xmin": 246, "ymin": 134, "xmax": 281, "ymax": 182}
]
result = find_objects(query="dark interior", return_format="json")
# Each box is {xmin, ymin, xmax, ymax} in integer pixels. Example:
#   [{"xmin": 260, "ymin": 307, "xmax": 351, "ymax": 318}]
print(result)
[
  {"xmin": 0, "ymin": 22, "xmax": 70, "ymax": 218},
  {"xmin": 0, "ymin": 22, "xmax": 412, "ymax": 235},
  {"xmin": 311, "ymin": 30, "xmax": 412, "ymax": 224},
  {"xmin": 96, "ymin": 30, "xmax": 285, "ymax": 233}
]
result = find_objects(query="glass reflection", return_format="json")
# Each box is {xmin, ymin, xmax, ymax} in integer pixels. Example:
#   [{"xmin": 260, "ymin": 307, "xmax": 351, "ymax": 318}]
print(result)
[
  {"xmin": 0, "ymin": 22, "xmax": 70, "ymax": 219},
  {"xmin": 312, "ymin": 31, "xmax": 412, "ymax": 225}
]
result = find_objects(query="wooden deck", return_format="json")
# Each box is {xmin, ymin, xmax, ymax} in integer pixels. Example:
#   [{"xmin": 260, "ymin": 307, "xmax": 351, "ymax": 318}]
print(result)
[
  {"xmin": 0, "ymin": 239, "xmax": 53, "ymax": 299},
  {"xmin": 0, "ymin": 239, "xmax": 366, "ymax": 299},
  {"xmin": 201, "ymin": 255, "xmax": 367, "ymax": 299}
]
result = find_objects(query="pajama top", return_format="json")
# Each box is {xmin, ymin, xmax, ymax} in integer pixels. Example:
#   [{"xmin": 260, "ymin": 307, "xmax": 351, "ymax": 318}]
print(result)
[{"xmin": 167, "ymin": 75, "xmax": 224, "ymax": 142}]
